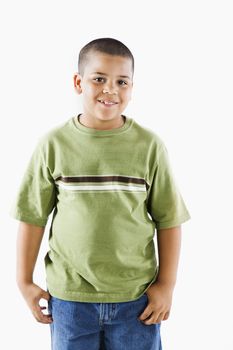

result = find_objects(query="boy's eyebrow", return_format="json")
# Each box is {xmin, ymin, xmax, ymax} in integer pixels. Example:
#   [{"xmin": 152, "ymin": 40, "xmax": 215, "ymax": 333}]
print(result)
[{"xmin": 91, "ymin": 72, "xmax": 131, "ymax": 79}]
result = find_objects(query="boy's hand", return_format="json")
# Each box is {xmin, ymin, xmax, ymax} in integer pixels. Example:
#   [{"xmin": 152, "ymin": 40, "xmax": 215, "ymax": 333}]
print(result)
[
  {"xmin": 138, "ymin": 282, "xmax": 173, "ymax": 325},
  {"xmin": 18, "ymin": 282, "xmax": 53, "ymax": 324}
]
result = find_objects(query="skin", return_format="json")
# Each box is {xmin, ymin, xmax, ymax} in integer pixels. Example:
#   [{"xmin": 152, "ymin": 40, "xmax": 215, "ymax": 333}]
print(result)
[
  {"xmin": 138, "ymin": 226, "xmax": 182, "ymax": 324},
  {"xmin": 73, "ymin": 51, "xmax": 133, "ymax": 130},
  {"xmin": 16, "ymin": 52, "xmax": 183, "ymax": 325},
  {"xmin": 16, "ymin": 222, "xmax": 52, "ymax": 324}
]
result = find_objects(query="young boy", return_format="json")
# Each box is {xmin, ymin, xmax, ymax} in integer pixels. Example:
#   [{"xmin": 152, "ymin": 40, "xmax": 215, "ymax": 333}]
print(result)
[{"xmin": 10, "ymin": 38, "xmax": 191, "ymax": 350}]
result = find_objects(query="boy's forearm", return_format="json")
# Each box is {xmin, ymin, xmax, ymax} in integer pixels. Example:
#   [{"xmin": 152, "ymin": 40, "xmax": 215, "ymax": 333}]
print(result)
[
  {"xmin": 156, "ymin": 225, "xmax": 182, "ymax": 288},
  {"xmin": 16, "ymin": 222, "xmax": 45, "ymax": 288}
]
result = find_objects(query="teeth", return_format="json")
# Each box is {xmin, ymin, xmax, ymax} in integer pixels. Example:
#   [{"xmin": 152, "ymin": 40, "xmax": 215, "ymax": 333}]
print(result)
[{"xmin": 98, "ymin": 100, "xmax": 116, "ymax": 104}]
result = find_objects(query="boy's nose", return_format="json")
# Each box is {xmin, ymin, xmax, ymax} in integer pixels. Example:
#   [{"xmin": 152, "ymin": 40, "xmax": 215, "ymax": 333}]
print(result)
[
  {"xmin": 103, "ymin": 81, "xmax": 118, "ymax": 95},
  {"xmin": 103, "ymin": 88, "xmax": 118, "ymax": 95}
]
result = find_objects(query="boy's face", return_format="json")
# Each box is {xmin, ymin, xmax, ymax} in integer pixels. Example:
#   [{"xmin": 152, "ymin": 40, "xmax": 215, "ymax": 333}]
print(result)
[{"xmin": 73, "ymin": 52, "xmax": 133, "ymax": 126}]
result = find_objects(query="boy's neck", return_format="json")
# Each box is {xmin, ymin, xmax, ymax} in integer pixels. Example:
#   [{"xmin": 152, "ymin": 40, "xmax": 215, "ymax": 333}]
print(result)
[{"xmin": 78, "ymin": 114, "xmax": 125, "ymax": 131}]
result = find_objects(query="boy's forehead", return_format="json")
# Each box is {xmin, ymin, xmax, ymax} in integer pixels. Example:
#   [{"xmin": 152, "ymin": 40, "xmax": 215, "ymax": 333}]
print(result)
[{"xmin": 84, "ymin": 52, "xmax": 133, "ymax": 78}]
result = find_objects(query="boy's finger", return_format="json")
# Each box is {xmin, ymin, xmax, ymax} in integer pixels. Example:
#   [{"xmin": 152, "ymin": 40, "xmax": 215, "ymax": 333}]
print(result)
[
  {"xmin": 33, "ymin": 310, "xmax": 53, "ymax": 323},
  {"xmin": 163, "ymin": 311, "xmax": 170, "ymax": 320},
  {"xmin": 32, "ymin": 304, "xmax": 53, "ymax": 323},
  {"xmin": 41, "ymin": 290, "xmax": 51, "ymax": 301},
  {"xmin": 138, "ymin": 306, "xmax": 153, "ymax": 321}
]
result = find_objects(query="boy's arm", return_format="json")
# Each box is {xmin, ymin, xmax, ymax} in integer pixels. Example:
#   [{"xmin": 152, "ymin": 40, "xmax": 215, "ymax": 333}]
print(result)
[
  {"xmin": 138, "ymin": 225, "xmax": 181, "ymax": 325},
  {"xmin": 156, "ymin": 225, "xmax": 182, "ymax": 287},
  {"xmin": 16, "ymin": 222, "xmax": 53, "ymax": 324}
]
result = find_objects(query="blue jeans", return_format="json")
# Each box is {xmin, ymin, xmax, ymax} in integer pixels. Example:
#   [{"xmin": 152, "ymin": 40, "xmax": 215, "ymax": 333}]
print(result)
[{"xmin": 48, "ymin": 293, "xmax": 162, "ymax": 350}]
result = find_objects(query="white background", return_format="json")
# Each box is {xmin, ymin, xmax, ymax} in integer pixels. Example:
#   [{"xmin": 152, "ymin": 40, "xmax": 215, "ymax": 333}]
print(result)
[{"xmin": 1, "ymin": 0, "xmax": 233, "ymax": 349}]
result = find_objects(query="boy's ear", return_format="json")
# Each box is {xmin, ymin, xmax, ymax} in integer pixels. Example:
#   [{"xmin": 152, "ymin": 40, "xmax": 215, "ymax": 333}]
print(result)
[{"xmin": 73, "ymin": 73, "xmax": 82, "ymax": 94}]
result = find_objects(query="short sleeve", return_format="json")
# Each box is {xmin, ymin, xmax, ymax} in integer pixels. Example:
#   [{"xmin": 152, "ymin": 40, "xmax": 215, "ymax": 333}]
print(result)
[
  {"xmin": 146, "ymin": 144, "xmax": 191, "ymax": 230},
  {"xmin": 9, "ymin": 139, "xmax": 56, "ymax": 227}
]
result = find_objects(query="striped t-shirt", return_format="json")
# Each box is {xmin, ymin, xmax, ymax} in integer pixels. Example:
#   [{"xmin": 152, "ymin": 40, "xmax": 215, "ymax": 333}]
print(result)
[{"xmin": 10, "ymin": 114, "xmax": 191, "ymax": 302}]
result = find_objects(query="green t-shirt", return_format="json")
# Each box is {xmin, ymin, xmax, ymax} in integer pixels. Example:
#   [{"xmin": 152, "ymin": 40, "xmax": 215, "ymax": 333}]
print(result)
[{"xmin": 10, "ymin": 114, "xmax": 191, "ymax": 302}]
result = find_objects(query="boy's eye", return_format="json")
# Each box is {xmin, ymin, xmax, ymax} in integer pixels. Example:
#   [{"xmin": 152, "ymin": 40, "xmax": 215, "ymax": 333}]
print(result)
[
  {"xmin": 94, "ymin": 77, "xmax": 105, "ymax": 83},
  {"xmin": 93, "ymin": 77, "xmax": 127, "ymax": 86},
  {"xmin": 118, "ymin": 80, "xmax": 127, "ymax": 86}
]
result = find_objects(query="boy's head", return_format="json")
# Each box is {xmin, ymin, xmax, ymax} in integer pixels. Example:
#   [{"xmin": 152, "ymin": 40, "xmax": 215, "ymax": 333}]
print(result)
[
  {"xmin": 77, "ymin": 38, "xmax": 134, "ymax": 77},
  {"xmin": 73, "ymin": 38, "xmax": 134, "ymax": 128}
]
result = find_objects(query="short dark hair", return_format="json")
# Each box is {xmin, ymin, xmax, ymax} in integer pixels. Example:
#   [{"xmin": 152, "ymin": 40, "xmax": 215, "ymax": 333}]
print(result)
[{"xmin": 78, "ymin": 37, "xmax": 134, "ymax": 77}]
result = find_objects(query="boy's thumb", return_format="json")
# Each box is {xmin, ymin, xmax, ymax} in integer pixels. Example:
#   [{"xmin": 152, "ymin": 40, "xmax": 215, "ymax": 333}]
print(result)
[{"xmin": 41, "ymin": 290, "xmax": 50, "ymax": 301}]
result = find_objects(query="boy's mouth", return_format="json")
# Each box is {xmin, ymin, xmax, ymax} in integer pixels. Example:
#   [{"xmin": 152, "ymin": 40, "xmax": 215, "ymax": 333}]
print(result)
[{"xmin": 97, "ymin": 99, "xmax": 118, "ymax": 106}]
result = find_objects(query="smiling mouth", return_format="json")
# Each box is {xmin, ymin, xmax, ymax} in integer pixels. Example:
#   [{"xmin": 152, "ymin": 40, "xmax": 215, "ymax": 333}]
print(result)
[{"xmin": 97, "ymin": 99, "xmax": 118, "ymax": 106}]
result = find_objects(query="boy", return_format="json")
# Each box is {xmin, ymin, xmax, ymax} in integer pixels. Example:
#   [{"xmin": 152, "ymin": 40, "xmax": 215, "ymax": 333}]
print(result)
[{"xmin": 10, "ymin": 38, "xmax": 191, "ymax": 349}]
